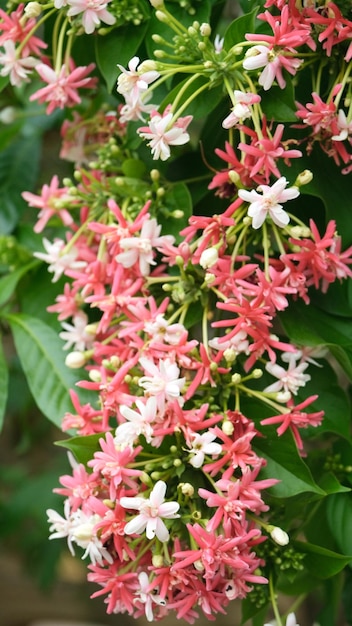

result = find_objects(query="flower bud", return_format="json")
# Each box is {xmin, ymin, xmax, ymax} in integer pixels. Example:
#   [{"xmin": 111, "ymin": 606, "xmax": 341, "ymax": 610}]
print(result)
[
  {"xmin": 231, "ymin": 373, "xmax": 242, "ymax": 384},
  {"xmin": 199, "ymin": 247, "xmax": 218, "ymax": 269},
  {"xmin": 200, "ymin": 22, "xmax": 211, "ymax": 37},
  {"xmin": 149, "ymin": 0, "xmax": 164, "ymax": 6},
  {"xmin": 295, "ymin": 169, "xmax": 313, "ymax": 186},
  {"xmin": 252, "ymin": 368, "xmax": 263, "ymax": 378},
  {"xmin": 222, "ymin": 420, "xmax": 234, "ymax": 436},
  {"xmin": 24, "ymin": 1, "xmax": 42, "ymax": 17},
  {"xmin": 0, "ymin": 106, "xmax": 17, "ymax": 124},
  {"xmin": 65, "ymin": 351, "xmax": 86, "ymax": 369},
  {"xmin": 276, "ymin": 391, "xmax": 291, "ymax": 403},
  {"xmin": 270, "ymin": 526, "xmax": 290, "ymax": 546}
]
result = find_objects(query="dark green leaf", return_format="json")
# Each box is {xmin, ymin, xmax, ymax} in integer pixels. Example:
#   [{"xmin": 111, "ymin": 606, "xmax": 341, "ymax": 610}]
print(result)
[
  {"xmin": 6, "ymin": 313, "xmax": 87, "ymax": 428},
  {"xmin": 293, "ymin": 540, "xmax": 352, "ymax": 578},
  {"xmin": 327, "ymin": 493, "xmax": 352, "ymax": 563},
  {"xmin": 253, "ymin": 428, "xmax": 325, "ymax": 497},
  {"xmin": 261, "ymin": 82, "xmax": 297, "ymax": 122},
  {"xmin": 318, "ymin": 473, "xmax": 351, "ymax": 495},
  {"xmin": 0, "ymin": 135, "xmax": 41, "ymax": 234},
  {"xmin": 0, "ymin": 340, "xmax": 8, "ymax": 432},
  {"xmin": 0, "ymin": 260, "xmax": 39, "ymax": 308},
  {"xmin": 56, "ymin": 433, "xmax": 102, "ymax": 465},
  {"xmin": 224, "ymin": 7, "xmax": 258, "ymax": 48}
]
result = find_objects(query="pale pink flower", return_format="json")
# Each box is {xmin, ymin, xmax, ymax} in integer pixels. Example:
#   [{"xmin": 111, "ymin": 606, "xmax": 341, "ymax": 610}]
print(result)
[
  {"xmin": 238, "ymin": 176, "xmax": 299, "ymax": 229},
  {"xmin": 59, "ymin": 311, "xmax": 94, "ymax": 351},
  {"xmin": 117, "ymin": 56, "xmax": 159, "ymax": 100},
  {"xmin": 120, "ymin": 480, "xmax": 180, "ymax": 542},
  {"xmin": 66, "ymin": 0, "xmax": 116, "ymax": 34},
  {"xmin": 135, "ymin": 572, "xmax": 166, "ymax": 622},
  {"xmin": 30, "ymin": 61, "xmax": 97, "ymax": 115},
  {"xmin": 119, "ymin": 92, "xmax": 155, "ymax": 122},
  {"xmin": 138, "ymin": 107, "xmax": 192, "ymax": 161},
  {"xmin": 186, "ymin": 430, "xmax": 222, "ymax": 468},
  {"xmin": 144, "ymin": 314, "xmax": 185, "ymax": 346},
  {"xmin": 138, "ymin": 356, "xmax": 185, "ymax": 411},
  {"xmin": 222, "ymin": 90, "xmax": 261, "ymax": 129},
  {"xmin": 116, "ymin": 216, "xmax": 174, "ymax": 276},
  {"xmin": 0, "ymin": 40, "xmax": 38, "ymax": 86},
  {"xmin": 243, "ymin": 44, "xmax": 302, "ymax": 91},
  {"xmin": 22, "ymin": 174, "xmax": 73, "ymax": 233},
  {"xmin": 265, "ymin": 353, "xmax": 310, "ymax": 397}
]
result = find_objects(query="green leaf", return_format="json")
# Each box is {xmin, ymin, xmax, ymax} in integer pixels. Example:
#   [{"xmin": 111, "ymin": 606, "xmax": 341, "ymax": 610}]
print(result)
[
  {"xmin": 260, "ymin": 82, "xmax": 297, "ymax": 122},
  {"xmin": 224, "ymin": 7, "xmax": 258, "ymax": 48},
  {"xmin": 293, "ymin": 540, "xmax": 352, "ymax": 579},
  {"xmin": 0, "ymin": 340, "xmax": 8, "ymax": 432},
  {"xmin": 0, "ymin": 135, "xmax": 41, "ymax": 234},
  {"xmin": 318, "ymin": 473, "xmax": 351, "ymax": 495},
  {"xmin": 0, "ymin": 260, "xmax": 39, "ymax": 308},
  {"xmin": 121, "ymin": 158, "xmax": 147, "ymax": 178},
  {"xmin": 253, "ymin": 427, "xmax": 325, "ymax": 497},
  {"xmin": 327, "ymin": 493, "xmax": 352, "ymax": 563},
  {"xmin": 56, "ymin": 433, "xmax": 102, "ymax": 465},
  {"xmin": 95, "ymin": 22, "xmax": 149, "ymax": 92},
  {"xmin": 6, "ymin": 313, "xmax": 87, "ymax": 428},
  {"xmin": 160, "ymin": 75, "xmax": 223, "ymax": 120},
  {"xmin": 0, "ymin": 74, "xmax": 9, "ymax": 93}
]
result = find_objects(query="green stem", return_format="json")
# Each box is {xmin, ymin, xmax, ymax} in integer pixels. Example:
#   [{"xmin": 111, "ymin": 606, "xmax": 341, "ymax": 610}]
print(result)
[{"xmin": 269, "ymin": 576, "xmax": 283, "ymax": 626}]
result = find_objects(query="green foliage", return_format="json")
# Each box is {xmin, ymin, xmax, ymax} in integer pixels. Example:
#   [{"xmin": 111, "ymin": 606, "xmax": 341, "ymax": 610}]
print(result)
[
  {"xmin": 6, "ymin": 314, "xmax": 88, "ymax": 428},
  {"xmin": 0, "ymin": 340, "xmax": 8, "ymax": 432}
]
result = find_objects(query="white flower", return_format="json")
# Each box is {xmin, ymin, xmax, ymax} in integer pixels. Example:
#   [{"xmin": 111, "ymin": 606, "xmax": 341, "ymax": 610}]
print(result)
[
  {"xmin": 120, "ymin": 480, "xmax": 180, "ymax": 542},
  {"xmin": 138, "ymin": 356, "xmax": 185, "ymax": 411},
  {"xmin": 270, "ymin": 526, "xmax": 290, "ymax": 546},
  {"xmin": 34, "ymin": 238, "xmax": 86, "ymax": 282},
  {"xmin": 187, "ymin": 430, "xmax": 222, "ymax": 468},
  {"xmin": 238, "ymin": 177, "xmax": 300, "ymax": 229},
  {"xmin": 199, "ymin": 247, "xmax": 219, "ymax": 269},
  {"xmin": 264, "ymin": 353, "xmax": 310, "ymax": 397},
  {"xmin": 116, "ymin": 396, "xmax": 157, "ymax": 446},
  {"xmin": 332, "ymin": 109, "xmax": 352, "ymax": 141}
]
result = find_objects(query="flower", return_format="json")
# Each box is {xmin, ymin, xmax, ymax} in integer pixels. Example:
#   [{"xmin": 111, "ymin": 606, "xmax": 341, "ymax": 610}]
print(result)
[
  {"xmin": 66, "ymin": 0, "xmax": 116, "ymax": 34},
  {"xmin": 138, "ymin": 356, "xmax": 186, "ymax": 411},
  {"xmin": 138, "ymin": 106, "xmax": 192, "ymax": 160},
  {"xmin": 186, "ymin": 430, "xmax": 222, "ymax": 468},
  {"xmin": 222, "ymin": 90, "xmax": 261, "ymax": 129},
  {"xmin": 120, "ymin": 480, "xmax": 180, "ymax": 542},
  {"xmin": 238, "ymin": 177, "xmax": 300, "ymax": 229},
  {"xmin": 0, "ymin": 40, "xmax": 38, "ymax": 86},
  {"xmin": 264, "ymin": 353, "xmax": 311, "ymax": 397},
  {"xmin": 117, "ymin": 56, "xmax": 159, "ymax": 100},
  {"xmin": 30, "ymin": 61, "xmax": 97, "ymax": 114}
]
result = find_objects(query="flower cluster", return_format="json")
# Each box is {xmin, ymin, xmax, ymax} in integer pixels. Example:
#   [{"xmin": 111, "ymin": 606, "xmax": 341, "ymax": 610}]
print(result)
[{"xmin": 4, "ymin": 0, "xmax": 351, "ymax": 624}]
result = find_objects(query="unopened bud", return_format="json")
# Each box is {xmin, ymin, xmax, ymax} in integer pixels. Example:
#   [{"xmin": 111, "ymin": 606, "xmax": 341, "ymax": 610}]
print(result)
[
  {"xmin": 199, "ymin": 247, "xmax": 218, "ymax": 269},
  {"xmin": 252, "ymin": 368, "xmax": 263, "ymax": 378},
  {"xmin": 138, "ymin": 59, "xmax": 158, "ymax": 72},
  {"xmin": 295, "ymin": 169, "xmax": 313, "ymax": 186},
  {"xmin": 149, "ymin": 0, "xmax": 164, "ymax": 7},
  {"xmin": 270, "ymin": 526, "xmax": 290, "ymax": 546},
  {"xmin": 89, "ymin": 369, "xmax": 102, "ymax": 382},
  {"xmin": 0, "ymin": 106, "xmax": 17, "ymax": 124},
  {"xmin": 180, "ymin": 482, "xmax": 194, "ymax": 496},
  {"xmin": 222, "ymin": 420, "xmax": 234, "ymax": 435},
  {"xmin": 155, "ymin": 10, "xmax": 167, "ymax": 21},
  {"xmin": 200, "ymin": 22, "xmax": 211, "ymax": 37},
  {"xmin": 152, "ymin": 554, "xmax": 164, "ymax": 567},
  {"xmin": 276, "ymin": 391, "xmax": 291, "ymax": 403},
  {"xmin": 24, "ymin": 1, "xmax": 42, "ymax": 17},
  {"xmin": 231, "ymin": 373, "xmax": 242, "ymax": 384},
  {"xmin": 65, "ymin": 351, "xmax": 86, "ymax": 369},
  {"xmin": 224, "ymin": 347, "xmax": 237, "ymax": 363},
  {"xmin": 150, "ymin": 168, "xmax": 160, "ymax": 181}
]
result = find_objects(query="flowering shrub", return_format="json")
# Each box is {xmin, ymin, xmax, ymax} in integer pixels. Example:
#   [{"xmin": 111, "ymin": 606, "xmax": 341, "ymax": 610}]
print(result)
[{"xmin": 1, "ymin": 0, "xmax": 352, "ymax": 625}]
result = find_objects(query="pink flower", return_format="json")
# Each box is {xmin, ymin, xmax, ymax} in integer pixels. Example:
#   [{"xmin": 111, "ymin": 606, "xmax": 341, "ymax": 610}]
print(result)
[
  {"xmin": 0, "ymin": 4, "xmax": 47, "ymax": 56},
  {"xmin": 22, "ymin": 174, "xmax": 73, "ymax": 233},
  {"xmin": 120, "ymin": 480, "xmax": 180, "ymax": 542},
  {"xmin": 0, "ymin": 40, "xmax": 38, "ymax": 86},
  {"xmin": 34, "ymin": 238, "xmax": 87, "ymax": 282},
  {"xmin": 138, "ymin": 107, "xmax": 192, "ymax": 161},
  {"xmin": 238, "ymin": 177, "xmax": 300, "ymax": 229},
  {"xmin": 30, "ymin": 61, "xmax": 97, "ymax": 115},
  {"xmin": 66, "ymin": 0, "xmax": 116, "ymax": 34},
  {"xmin": 134, "ymin": 572, "xmax": 167, "ymax": 622}
]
